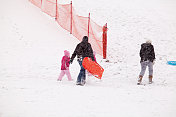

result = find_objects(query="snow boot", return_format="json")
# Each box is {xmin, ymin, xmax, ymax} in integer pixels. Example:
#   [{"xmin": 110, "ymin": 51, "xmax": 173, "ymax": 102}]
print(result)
[
  {"xmin": 137, "ymin": 75, "xmax": 143, "ymax": 85},
  {"xmin": 80, "ymin": 79, "xmax": 86, "ymax": 86},
  {"xmin": 149, "ymin": 75, "xmax": 153, "ymax": 84},
  {"xmin": 76, "ymin": 82, "xmax": 81, "ymax": 85}
]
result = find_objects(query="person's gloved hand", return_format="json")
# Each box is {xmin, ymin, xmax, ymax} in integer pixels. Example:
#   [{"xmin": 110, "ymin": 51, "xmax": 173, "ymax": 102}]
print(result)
[
  {"xmin": 91, "ymin": 56, "xmax": 95, "ymax": 61},
  {"xmin": 69, "ymin": 59, "xmax": 73, "ymax": 64}
]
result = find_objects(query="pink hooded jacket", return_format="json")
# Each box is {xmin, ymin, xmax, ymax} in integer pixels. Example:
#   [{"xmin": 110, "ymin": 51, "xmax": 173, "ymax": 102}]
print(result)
[{"xmin": 61, "ymin": 50, "xmax": 70, "ymax": 70}]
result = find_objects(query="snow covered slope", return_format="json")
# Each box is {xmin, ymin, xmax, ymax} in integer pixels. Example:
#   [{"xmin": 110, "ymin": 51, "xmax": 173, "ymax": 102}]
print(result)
[{"xmin": 0, "ymin": 0, "xmax": 176, "ymax": 117}]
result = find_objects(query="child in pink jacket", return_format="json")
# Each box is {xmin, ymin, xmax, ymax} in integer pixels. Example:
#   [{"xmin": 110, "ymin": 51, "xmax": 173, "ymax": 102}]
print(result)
[{"xmin": 58, "ymin": 50, "xmax": 72, "ymax": 81}]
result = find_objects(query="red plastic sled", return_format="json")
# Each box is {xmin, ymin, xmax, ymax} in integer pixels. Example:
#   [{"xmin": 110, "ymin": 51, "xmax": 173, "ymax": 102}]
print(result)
[{"xmin": 82, "ymin": 57, "xmax": 104, "ymax": 79}]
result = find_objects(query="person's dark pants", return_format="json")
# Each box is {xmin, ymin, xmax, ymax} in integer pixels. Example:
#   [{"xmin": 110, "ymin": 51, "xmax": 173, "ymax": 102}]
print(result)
[{"xmin": 77, "ymin": 60, "xmax": 86, "ymax": 83}]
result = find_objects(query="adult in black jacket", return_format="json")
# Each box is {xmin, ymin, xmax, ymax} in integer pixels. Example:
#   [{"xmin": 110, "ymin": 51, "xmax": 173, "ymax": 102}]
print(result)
[
  {"xmin": 138, "ymin": 40, "xmax": 156, "ymax": 85},
  {"xmin": 70, "ymin": 36, "xmax": 95, "ymax": 85},
  {"xmin": 140, "ymin": 42, "xmax": 155, "ymax": 63}
]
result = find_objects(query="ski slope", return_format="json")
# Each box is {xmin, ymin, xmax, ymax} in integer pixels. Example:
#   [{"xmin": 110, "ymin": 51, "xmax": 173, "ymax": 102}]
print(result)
[{"xmin": 0, "ymin": 0, "xmax": 176, "ymax": 117}]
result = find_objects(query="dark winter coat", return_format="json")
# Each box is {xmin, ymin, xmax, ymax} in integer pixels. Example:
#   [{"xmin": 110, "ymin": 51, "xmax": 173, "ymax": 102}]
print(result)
[
  {"xmin": 140, "ymin": 43, "xmax": 155, "ymax": 62},
  {"xmin": 70, "ymin": 36, "xmax": 95, "ymax": 63}
]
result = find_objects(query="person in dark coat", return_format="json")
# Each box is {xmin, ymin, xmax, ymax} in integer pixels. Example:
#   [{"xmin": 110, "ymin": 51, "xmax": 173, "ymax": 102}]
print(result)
[
  {"xmin": 70, "ymin": 36, "xmax": 95, "ymax": 85},
  {"xmin": 138, "ymin": 40, "xmax": 156, "ymax": 85}
]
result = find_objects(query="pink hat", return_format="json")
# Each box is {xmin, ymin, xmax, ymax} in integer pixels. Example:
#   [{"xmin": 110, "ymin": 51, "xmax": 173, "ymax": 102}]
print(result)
[{"xmin": 64, "ymin": 50, "xmax": 70, "ymax": 57}]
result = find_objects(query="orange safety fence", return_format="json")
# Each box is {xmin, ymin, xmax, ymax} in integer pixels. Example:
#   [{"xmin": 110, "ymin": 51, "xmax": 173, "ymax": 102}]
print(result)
[
  {"xmin": 29, "ymin": 0, "xmax": 107, "ymax": 58},
  {"xmin": 29, "ymin": 0, "xmax": 42, "ymax": 8},
  {"xmin": 42, "ymin": 0, "xmax": 56, "ymax": 17},
  {"xmin": 56, "ymin": 4, "xmax": 72, "ymax": 33}
]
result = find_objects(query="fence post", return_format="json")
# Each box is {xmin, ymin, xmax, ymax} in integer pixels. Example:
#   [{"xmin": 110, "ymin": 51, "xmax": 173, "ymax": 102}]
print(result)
[
  {"xmin": 70, "ymin": 1, "xmax": 73, "ymax": 34},
  {"xmin": 103, "ymin": 23, "xmax": 107, "ymax": 59},
  {"xmin": 55, "ymin": 0, "xmax": 58, "ymax": 20},
  {"xmin": 88, "ymin": 13, "xmax": 90, "ymax": 38}
]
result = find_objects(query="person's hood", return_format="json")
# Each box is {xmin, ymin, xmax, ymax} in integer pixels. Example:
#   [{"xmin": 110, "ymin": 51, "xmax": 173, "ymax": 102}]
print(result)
[
  {"xmin": 82, "ymin": 36, "xmax": 88, "ymax": 43},
  {"xmin": 64, "ymin": 50, "xmax": 70, "ymax": 57}
]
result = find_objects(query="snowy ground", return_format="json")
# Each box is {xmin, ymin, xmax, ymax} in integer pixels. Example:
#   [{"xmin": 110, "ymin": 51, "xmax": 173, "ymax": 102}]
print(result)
[{"xmin": 0, "ymin": 0, "xmax": 176, "ymax": 117}]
